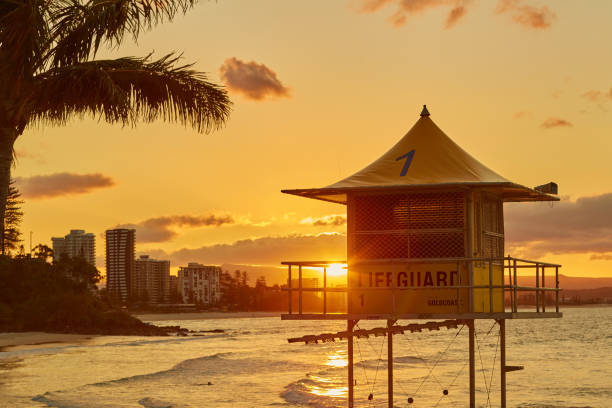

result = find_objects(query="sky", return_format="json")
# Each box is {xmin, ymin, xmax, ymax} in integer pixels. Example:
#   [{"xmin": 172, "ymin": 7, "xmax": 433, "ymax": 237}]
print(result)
[{"xmin": 13, "ymin": 0, "xmax": 612, "ymax": 278}]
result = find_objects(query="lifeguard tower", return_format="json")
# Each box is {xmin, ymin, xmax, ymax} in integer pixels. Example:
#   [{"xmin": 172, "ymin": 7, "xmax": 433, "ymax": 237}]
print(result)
[{"xmin": 281, "ymin": 106, "xmax": 562, "ymax": 407}]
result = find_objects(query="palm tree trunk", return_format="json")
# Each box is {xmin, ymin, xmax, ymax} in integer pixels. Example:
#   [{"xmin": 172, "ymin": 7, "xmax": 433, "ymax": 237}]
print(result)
[{"xmin": 0, "ymin": 127, "xmax": 17, "ymax": 256}]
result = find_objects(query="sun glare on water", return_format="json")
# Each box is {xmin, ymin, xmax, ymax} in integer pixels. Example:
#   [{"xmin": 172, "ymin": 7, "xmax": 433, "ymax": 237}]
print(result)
[
  {"xmin": 307, "ymin": 374, "xmax": 348, "ymax": 398},
  {"xmin": 326, "ymin": 351, "xmax": 348, "ymax": 368}
]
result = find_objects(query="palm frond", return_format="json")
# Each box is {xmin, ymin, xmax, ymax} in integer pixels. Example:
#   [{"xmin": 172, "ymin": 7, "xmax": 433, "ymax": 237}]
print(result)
[
  {"xmin": 27, "ymin": 54, "xmax": 231, "ymax": 133},
  {"xmin": 0, "ymin": 0, "xmax": 51, "ymax": 87},
  {"xmin": 50, "ymin": 0, "xmax": 198, "ymax": 67}
]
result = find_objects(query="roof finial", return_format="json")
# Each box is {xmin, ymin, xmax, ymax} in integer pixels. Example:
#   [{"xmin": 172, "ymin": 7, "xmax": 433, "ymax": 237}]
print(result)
[{"xmin": 420, "ymin": 105, "xmax": 430, "ymax": 117}]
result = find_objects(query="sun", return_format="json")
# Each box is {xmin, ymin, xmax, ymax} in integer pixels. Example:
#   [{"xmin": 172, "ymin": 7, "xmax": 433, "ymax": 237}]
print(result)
[{"xmin": 326, "ymin": 263, "xmax": 347, "ymax": 277}]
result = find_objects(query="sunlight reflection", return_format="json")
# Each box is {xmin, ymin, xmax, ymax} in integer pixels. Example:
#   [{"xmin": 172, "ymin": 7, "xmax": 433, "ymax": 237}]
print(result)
[
  {"xmin": 310, "ymin": 374, "xmax": 337, "ymax": 384},
  {"xmin": 306, "ymin": 375, "xmax": 348, "ymax": 398},
  {"xmin": 326, "ymin": 351, "xmax": 348, "ymax": 368},
  {"xmin": 326, "ymin": 263, "xmax": 347, "ymax": 277},
  {"xmin": 309, "ymin": 385, "xmax": 348, "ymax": 398}
]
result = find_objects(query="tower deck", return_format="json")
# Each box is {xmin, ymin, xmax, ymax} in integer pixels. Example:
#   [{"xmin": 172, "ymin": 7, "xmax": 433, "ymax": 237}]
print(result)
[{"xmin": 281, "ymin": 256, "xmax": 562, "ymax": 320}]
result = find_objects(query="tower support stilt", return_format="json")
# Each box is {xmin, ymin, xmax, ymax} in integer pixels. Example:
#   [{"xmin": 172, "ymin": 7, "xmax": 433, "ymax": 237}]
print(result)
[
  {"xmin": 348, "ymin": 320, "xmax": 356, "ymax": 407},
  {"xmin": 387, "ymin": 319, "xmax": 394, "ymax": 408},
  {"xmin": 468, "ymin": 319, "xmax": 476, "ymax": 408},
  {"xmin": 500, "ymin": 319, "xmax": 507, "ymax": 408}
]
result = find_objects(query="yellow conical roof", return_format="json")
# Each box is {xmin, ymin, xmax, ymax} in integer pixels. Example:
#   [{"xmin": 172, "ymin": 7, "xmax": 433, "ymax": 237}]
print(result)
[{"xmin": 283, "ymin": 107, "xmax": 557, "ymax": 204}]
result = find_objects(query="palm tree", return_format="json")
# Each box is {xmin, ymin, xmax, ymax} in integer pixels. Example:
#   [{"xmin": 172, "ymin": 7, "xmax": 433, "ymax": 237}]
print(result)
[
  {"xmin": 0, "ymin": 0, "xmax": 231, "ymax": 251},
  {"xmin": 2, "ymin": 178, "xmax": 24, "ymax": 255}
]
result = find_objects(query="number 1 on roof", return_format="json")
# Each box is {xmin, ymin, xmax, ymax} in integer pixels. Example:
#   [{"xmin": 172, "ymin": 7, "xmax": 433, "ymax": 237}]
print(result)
[{"xmin": 396, "ymin": 150, "xmax": 416, "ymax": 176}]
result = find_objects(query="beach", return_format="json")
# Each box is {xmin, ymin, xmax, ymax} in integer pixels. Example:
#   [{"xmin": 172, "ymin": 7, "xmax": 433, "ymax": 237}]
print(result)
[{"xmin": 0, "ymin": 312, "xmax": 279, "ymax": 349}]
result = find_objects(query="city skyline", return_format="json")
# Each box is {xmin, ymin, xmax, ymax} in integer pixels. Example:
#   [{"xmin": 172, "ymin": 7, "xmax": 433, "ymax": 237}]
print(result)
[{"xmin": 13, "ymin": 0, "xmax": 612, "ymax": 278}]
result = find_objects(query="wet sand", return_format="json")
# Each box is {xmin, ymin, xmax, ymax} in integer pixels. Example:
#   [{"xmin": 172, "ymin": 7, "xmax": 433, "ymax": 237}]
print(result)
[{"xmin": 0, "ymin": 332, "xmax": 96, "ymax": 350}]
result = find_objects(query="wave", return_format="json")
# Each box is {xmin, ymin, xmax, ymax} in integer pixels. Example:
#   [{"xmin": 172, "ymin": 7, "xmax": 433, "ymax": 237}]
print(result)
[
  {"xmin": 1, "ymin": 333, "xmax": 229, "ymax": 361},
  {"xmin": 516, "ymin": 405, "xmax": 595, "ymax": 408},
  {"xmin": 33, "ymin": 393, "xmax": 129, "ymax": 408},
  {"xmin": 138, "ymin": 397, "xmax": 188, "ymax": 408},
  {"xmin": 89, "ymin": 352, "xmax": 236, "ymax": 387},
  {"xmin": 93, "ymin": 333, "xmax": 229, "ymax": 348},
  {"xmin": 32, "ymin": 394, "xmax": 190, "ymax": 408},
  {"xmin": 353, "ymin": 354, "xmax": 425, "ymax": 370},
  {"xmin": 35, "ymin": 350, "xmax": 314, "ymax": 404},
  {"xmin": 281, "ymin": 373, "xmax": 346, "ymax": 408}
]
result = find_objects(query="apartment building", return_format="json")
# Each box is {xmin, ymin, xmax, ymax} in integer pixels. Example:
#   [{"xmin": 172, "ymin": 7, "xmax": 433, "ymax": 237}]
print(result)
[
  {"xmin": 105, "ymin": 228, "xmax": 135, "ymax": 303},
  {"xmin": 177, "ymin": 263, "xmax": 221, "ymax": 305},
  {"xmin": 133, "ymin": 255, "xmax": 170, "ymax": 304},
  {"xmin": 51, "ymin": 229, "xmax": 96, "ymax": 266}
]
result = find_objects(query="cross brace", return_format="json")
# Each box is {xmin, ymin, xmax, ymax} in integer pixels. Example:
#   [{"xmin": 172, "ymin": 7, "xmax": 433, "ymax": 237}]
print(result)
[{"xmin": 287, "ymin": 319, "xmax": 466, "ymax": 344}]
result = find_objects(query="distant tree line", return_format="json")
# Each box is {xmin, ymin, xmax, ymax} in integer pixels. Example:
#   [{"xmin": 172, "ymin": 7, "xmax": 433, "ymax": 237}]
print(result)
[
  {"xmin": 0, "ymin": 189, "xmax": 172, "ymax": 334},
  {"xmin": 0, "ymin": 252, "xmax": 178, "ymax": 334},
  {"xmin": 217, "ymin": 270, "xmax": 347, "ymax": 312},
  {"xmin": 219, "ymin": 270, "xmax": 286, "ymax": 311}
]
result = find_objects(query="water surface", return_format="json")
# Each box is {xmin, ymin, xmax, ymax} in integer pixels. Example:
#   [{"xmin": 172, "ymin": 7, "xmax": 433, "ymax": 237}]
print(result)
[{"xmin": 0, "ymin": 307, "xmax": 609, "ymax": 407}]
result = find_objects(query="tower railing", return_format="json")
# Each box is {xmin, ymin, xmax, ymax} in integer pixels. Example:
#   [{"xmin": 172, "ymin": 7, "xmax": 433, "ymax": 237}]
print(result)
[{"xmin": 281, "ymin": 256, "xmax": 562, "ymax": 319}]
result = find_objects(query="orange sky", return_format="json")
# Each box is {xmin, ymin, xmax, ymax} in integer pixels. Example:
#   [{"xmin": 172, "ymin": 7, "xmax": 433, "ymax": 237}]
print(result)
[{"xmin": 13, "ymin": 0, "xmax": 612, "ymax": 277}]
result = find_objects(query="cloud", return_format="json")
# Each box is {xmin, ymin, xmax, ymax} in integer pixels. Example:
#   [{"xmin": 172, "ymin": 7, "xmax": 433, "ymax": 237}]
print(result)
[
  {"xmin": 219, "ymin": 57, "xmax": 290, "ymax": 101},
  {"xmin": 359, "ymin": 0, "xmax": 393, "ymax": 13},
  {"xmin": 115, "ymin": 214, "xmax": 235, "ymax": 243},
  {"xmin": 513, "ymin": 111, "xmax": 531, "ymax": 119},
  {"xmin": 357, "ymin": 0, "xmax": 474, "ymax": 29},
  {"xmin": 582, "ymin": 88, "xmax": 612, "ymax": 103},
  {"xmin": 540, "ymin": 117, "xmax": 572, "ymax": 128},
  {"xmin": 15, "ymin": 172, "xmax": 114, "ymax": 199},
  {"xmin": 495, "ymin": 0, "xmax": 556, "ymax": 29},
  {"xmin": 356, "ymin": 0, "xmax": 556, "ymax": 29},
  {"xmin": 505, "ymin": 193, "xmax": 612, "ymax": 259},
  {"xmin": 300, "ymin": 214, "xmax": 347, "ymax": 227},
  {"xmin": 590, "ymin": 253, "xmax": 612, "ymax": 261},
  {"xmin": 445, "ymin": 4, "xmax": 468, "ymax": 28},
  {"xmin": 14, "ymin": 148, "xmax": 46, "ymax": 164},
  {"xmin": 149, "ymin": 233, "xmax": 346, "ymax": 266}
]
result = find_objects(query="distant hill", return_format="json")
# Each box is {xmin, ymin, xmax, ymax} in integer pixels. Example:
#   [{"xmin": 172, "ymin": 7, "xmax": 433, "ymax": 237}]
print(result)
[
  {"xmin": 560, "ymin": 287, "xmax": 612, "ymax": 302},
  {"xmin": 508, "ymin": 274, "xmax": 612, "ymax": 290}
]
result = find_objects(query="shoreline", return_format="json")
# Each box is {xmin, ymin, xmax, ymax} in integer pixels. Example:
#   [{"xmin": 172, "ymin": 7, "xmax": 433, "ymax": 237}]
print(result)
[
  {"xmin": 3, "ymin": 305, "xmax": 608, "ymax": 349},
  {"xmin": 0, "ymin": 313, "xmax": 280, "ymax": 349},
  {"xmin": 134, "ymin": 311, "xmax": 280, "ymax": 321},
  {"xmin": 0, "ymin": 332, "xmax": 97, "ymax": 351}
]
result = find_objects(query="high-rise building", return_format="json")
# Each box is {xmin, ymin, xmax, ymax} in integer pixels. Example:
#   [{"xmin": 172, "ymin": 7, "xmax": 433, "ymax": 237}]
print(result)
[
  {"xmin": 51, "ymin": 229, "xmax": 96, "ymax": 266},
  {"xmin": 105, "ymin": 228, "xmax": 135, "ymax": 303},
  {"xmin": 133, "ymin": 255, "xmax": 170, "ymax": 304},
  {"xmin": 169, "ymin": 275, "xmax": 179, "ymax": 303},
  {"xmin": 177, "ymin": 263, "xmax": 221, "ymax": 305}
]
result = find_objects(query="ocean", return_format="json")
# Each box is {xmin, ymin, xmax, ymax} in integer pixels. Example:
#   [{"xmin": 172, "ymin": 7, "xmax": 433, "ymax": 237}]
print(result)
[{"xmin": 0, "ymin": 307, "xmax": 610, "ymax": 407}]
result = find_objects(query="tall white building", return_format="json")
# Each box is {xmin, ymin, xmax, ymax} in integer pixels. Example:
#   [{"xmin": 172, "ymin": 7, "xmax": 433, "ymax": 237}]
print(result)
[
  {"xmin": 178, "ymin": 263, "xmax": 221, "ymax": 305},
  {"xmin": 51, "ymin": 229, "xmax": 96, "ymax": 266},
  {"xmin": 105, "ymin": 228, "xmax": 135, "ymax": 303},
  {"xmin": 133, "ymin": 255, "xmax": 170, "ymax": 304}
]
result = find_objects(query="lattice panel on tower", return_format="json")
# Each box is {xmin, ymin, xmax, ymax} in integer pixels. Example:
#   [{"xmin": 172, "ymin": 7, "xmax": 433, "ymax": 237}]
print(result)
[
  {"xmin": 483, "ymin": 199, "xmax": 503, "ymax": 233},
  {"xmin": 353, "ymin": 233, "xmax": 408, "ymax": 259},
  {"xmin": 353, "ymin": 194, "xmax": 409, "ymax": 232},
  {"xmin": 409, "ymin": 231, "xmax": 465, "ymax": 258},
  {"xmin": 349, "ymin": 191, "xmax": 466, "ymax": 260},
  {"xmin": 483, "ymin": 235, "xmax": 504, "ymax": 258},
  {"xmin": 408, "ymin": 192, "xmax": 465, "ymax": 229}
]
